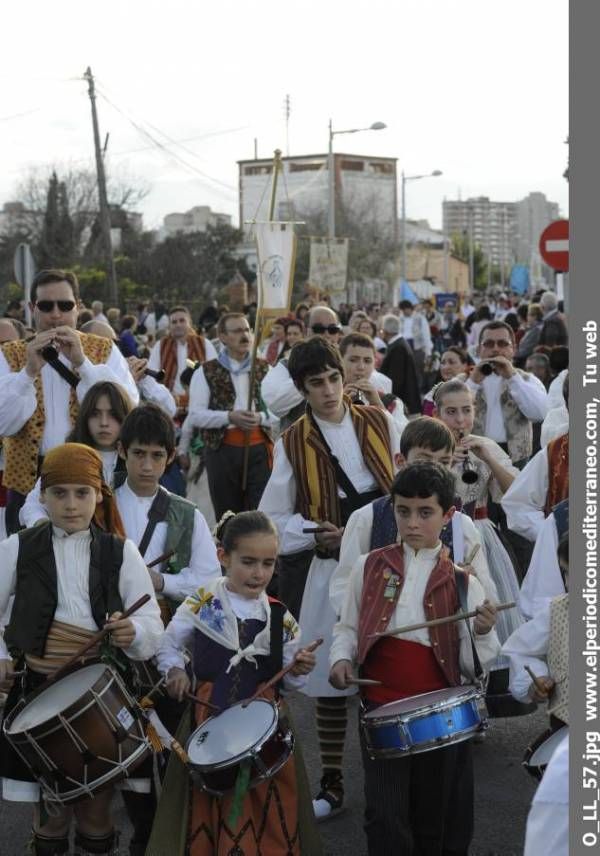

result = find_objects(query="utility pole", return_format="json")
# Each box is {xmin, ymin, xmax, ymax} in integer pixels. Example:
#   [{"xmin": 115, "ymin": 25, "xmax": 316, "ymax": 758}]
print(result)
[{"xmin": 84, "ymin": 67, "xmax": 118, "ymax": 305}]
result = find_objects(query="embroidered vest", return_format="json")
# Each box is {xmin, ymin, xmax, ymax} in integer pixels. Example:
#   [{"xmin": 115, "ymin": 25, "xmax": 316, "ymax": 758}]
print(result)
[
  {"xmin": 200, "ymin": 358, "xmax": 270, "ymax": 450},
  {"xmin": 282, "ymin": 401, "xmax": 393, "ymax": 528},
  {"xmin": 545, "ymin": 433, "xmax": 569, "ymax": 514},
  {"xmin": 547, "ymin": 593, "xmax": 569, "ymax": 725},
  {"xmin": 163, "ymin": 492, "xmax": 197, "ymax": 573},
  {"xmin": 1, "ymin": 334, "xmax": 113, "ymax": 493},
  {"xmin": 472, "ymin": 369, "xmax": 533, "ymax": 463},
  {"xmin": 159, "ymin": 334, "xmax": 207, "ymax": 391},
  {"xmin": 357, "ymin": 543, "xmax": 463, "ymax": 687},
  {"xmin": 5, "ymin": 521, "xmax": 124, "ymax": 657},
  {"xmin": 370, "ymin": 495, "xmax": 456, "ymax": 558}
]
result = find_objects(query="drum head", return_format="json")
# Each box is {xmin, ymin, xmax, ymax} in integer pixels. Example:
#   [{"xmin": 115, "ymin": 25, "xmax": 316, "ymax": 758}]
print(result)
[
  {"xmin": 529, "ymin": 726, "xmax": 568, "ymax": 768},
  {"xmin": 364, "ymin": 686, "xmax": 479, "ymax": 720},
  {"xmin": 7, "ymin": 663, "xmax": 107, "ymax": 733},
  {"xmin": 187, "ymin": 699, "xmax": 277, "ymax": 766}
]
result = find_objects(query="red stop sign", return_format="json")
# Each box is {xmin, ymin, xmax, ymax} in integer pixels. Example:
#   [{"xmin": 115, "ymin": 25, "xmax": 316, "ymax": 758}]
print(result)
[{"xmin": 539, "ymin": 219, "xmax": 569, "ymax": 272}]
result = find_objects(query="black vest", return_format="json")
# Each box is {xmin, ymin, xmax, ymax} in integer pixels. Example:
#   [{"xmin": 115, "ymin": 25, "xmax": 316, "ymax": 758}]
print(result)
[{"xmin": 5, "ymin": 522, "xmax": 125, "ymax": 657}]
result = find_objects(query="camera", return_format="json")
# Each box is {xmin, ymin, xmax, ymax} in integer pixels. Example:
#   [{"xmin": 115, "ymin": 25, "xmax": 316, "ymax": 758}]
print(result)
[{"xmin": 478, "ymin": 362, "xmax": 494, "ymax": 376}]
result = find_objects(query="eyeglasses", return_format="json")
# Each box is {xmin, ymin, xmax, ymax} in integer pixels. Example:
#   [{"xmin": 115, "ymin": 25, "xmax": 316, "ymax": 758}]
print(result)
[
  {"xmin": 311, "ymin": 324, "xmax": 342, "ymax": 335},
  {"xmin": 35, "ymin": 300, "xmax": 76, "ymax": 313},
  {"xmin": 225, "ymin": 327, "xmax": 251, "ymax": 335},
  {"xmin": 481, "ymin": 339, "xmax": 512, "ymax": 349}
]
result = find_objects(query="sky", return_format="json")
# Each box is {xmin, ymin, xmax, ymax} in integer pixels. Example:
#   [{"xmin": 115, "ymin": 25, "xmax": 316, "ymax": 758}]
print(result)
[{"xmin": 0, "ymin": 0, "xmax": 568, "ymax": 232}]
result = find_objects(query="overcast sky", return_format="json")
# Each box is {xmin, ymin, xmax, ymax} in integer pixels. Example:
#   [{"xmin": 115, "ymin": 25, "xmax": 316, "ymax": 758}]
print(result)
[{"xmin": 0, "ymin": 0, "xmax": 568, "ymax": 232}]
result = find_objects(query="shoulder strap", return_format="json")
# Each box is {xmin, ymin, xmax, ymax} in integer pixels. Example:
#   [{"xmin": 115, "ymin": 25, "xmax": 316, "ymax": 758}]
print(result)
[
  {"xmin": 454, "ymin": 568, "xmax": 484, "ymax": 682},
  {"xmin": 138, "ymin": 487, "xmax": 171, "ymax": 557},
  {"xmin": 308, "ymin": 411, "xmax": 359, "ymax": 500},
  {"xmin": 268, "ymin": 599, "xmax": 285, "ymax": 682}
]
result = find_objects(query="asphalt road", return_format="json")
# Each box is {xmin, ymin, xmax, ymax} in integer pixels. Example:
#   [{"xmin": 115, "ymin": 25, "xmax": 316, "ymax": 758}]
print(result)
[{"xmin": 0, "ymin": 472, "xmax": 543, "ymax": 855}]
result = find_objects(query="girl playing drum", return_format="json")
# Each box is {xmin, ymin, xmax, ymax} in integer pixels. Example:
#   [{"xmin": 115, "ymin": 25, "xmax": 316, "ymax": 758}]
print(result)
[{"xmin": 150, "ymin": 510, "xmax": 321, "ymax": 856}]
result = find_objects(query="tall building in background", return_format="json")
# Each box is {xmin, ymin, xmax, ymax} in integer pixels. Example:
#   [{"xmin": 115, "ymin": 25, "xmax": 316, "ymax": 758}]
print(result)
[
  {"xmin": 162, "ymin": 205, "xmax": 232, "ymax": 238},
  {"xmin": 443, "ymin": 192, "xmax": 561, "ymax": 284},
  {"xmin": 443, "ymin": 197, "xmax": 518, "ymax": 274},
  {"xmin": 238, "ymin": 152, "xmax": 397, "ymax": 240}
]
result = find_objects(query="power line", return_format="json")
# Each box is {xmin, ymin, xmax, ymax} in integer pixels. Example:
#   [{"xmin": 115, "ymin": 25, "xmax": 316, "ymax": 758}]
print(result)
[{"xmin": 94, "ymin": 85, "xmax": 237, "ymax": 200}]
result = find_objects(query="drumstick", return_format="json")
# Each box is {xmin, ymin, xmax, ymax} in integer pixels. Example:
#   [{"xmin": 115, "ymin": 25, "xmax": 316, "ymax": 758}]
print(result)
[
  {"xmin": 462, "ymin": 543, "xmax": 481, "ymax": 566},
  {"xmin": 147, "ymin": 550, "xmax": 174, "ymax": 569},
  {"xmin": 346, "ymin": 677, "xmax": 382, "ymax": 686},
  {"xmin": 183, "ymin": 692, "xmax": 221, "ymax": 713},
  {"xmin": 369, "ymin": 601, "xmax": 516, "ymax": 639},
  {"xmin": 302, "ymin": 527, "xmax": 329, "ymax": 534},
  {"xmin": 47, "ymin": 594, "xmax": 152, "ymax": 683},
  {"xmin": 524, "ymin": 665, "xmax": 549, "ymax": 694},
  {"xmin": 241, "ymin": 638, "xmax": 324, "ymax": 708}
]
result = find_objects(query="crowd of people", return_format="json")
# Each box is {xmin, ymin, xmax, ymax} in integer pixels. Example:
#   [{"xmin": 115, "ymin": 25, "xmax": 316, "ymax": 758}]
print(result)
[{"xmin": 0, "ymin": 269, "xmax": 569, "ymax": 855}]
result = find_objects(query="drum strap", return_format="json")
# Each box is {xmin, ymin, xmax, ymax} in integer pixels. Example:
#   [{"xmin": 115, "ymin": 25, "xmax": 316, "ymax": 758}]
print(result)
[
  {"xmin": 138, "ymin": 487, "xmax": 171, "ymax": 557},
  {"xmin": 267, "ymin": 600, "xmax": 285, "ymax": 685},
  {"xmin": 454, "ymin": 570, "xmax": 484, "ymax": 682}
]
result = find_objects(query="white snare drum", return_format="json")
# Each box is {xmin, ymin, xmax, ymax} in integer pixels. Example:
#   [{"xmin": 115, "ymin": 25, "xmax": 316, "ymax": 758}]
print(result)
[
  {"xmin": 3, "ymin": 663, "xmax": 150, "ymax": 804},
  {"xmin": 522, "ymin": 726, "xmax": 568, "ymax": 781},
  {"xmin": 361, "ymin": 686, "xmax": 486, "ymax": 759},
  {"xmin": 186, "ymin": 698, "xmax": 294, "ymax": 796}
]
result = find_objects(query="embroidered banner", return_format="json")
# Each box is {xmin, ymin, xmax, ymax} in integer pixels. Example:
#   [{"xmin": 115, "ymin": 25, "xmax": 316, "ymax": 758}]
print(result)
[{"xmin": 309, "ymin": 237, "xmax": 349, "ymax": 295}]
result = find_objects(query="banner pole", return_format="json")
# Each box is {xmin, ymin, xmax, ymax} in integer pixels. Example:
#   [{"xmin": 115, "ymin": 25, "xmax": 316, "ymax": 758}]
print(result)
[{"xmin": 242, "ymin": 149, "xmax": 282, "ymax": 493}]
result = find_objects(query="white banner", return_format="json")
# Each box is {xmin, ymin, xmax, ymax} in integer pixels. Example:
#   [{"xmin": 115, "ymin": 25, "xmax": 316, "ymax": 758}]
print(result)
[
  {"xmin": 254, "ymin": 222, "xmax": 296, "ymax": 311},
  {"xmin": 309, "ymin": 237, "xmax": 349, "ymax": 294}
]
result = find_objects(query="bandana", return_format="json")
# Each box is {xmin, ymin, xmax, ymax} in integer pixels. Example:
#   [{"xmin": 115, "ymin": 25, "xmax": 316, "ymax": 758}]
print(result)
[
  {"xmin": 41, "ymin": 442, "xmax": 125, "ymax": 537},
  {"xmin": 217, "ymin": 349, "xmax": 251, "ymax": 376}
]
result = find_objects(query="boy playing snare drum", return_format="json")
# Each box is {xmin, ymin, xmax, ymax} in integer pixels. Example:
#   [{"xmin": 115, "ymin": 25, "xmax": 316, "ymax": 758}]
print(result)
[
  {"xmin": 329, "ymin": 462, "xmax": 500, "ymax": 856},
  {"xmin": 0, "ymin": 443, "xmax": 163, "ymax": 856}
]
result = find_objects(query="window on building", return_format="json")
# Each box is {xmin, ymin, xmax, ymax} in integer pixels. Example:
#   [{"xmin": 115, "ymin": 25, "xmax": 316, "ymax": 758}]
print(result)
[
  {"xmin": 289, "ymin": 161, "xmax": 325, "ymax": 172},
  {"xmin": 340, "ymin": 160, "xmax": 364, "ymax": 171},
  {"xmin": 244, "ymin": 165, "xmax": 273, "ymax": 176},
  {"xmin": 369, "ymin": 162, "xmax": 394, "ymax": 175}
]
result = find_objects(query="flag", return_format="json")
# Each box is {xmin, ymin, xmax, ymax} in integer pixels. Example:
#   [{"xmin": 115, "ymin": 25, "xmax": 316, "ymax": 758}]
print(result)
[
  {"xmin": 254, "ymin": 222, "xmax": 296, "ymax": 311},
  {"xmin": 509, "ymin": 264, "xmax": 530, "ymax": 296},
  {"xmin": 398, "ymin": 280, "xmax": 419, "ymax": 304},
  {"xmin": 309, "ymin": 238, "xmax": 349, "ymax": 294}
]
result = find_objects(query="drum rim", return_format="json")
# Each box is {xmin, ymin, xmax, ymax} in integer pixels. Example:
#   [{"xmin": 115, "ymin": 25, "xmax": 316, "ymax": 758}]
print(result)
[
  {"xmin": 362, "ymin": 685, "xmax": 484, "ymax": 723},
  {"xmin": 186, "ymin": 698, "xmax": 280, "ymax": 771},
  {"xmin": 524, "ymin": 725, "xmax": 568, "ymax": 768},
  {"xmin": 365, "ymin": 722, "xmax": 484, "ymax": 759},
  {"xmin": 4, "ymin": 661, "xmax": 133, "ymax": 736},
  {"xmin": 192, "ymin": 731, "xmax": 295, "ymax": 796}
]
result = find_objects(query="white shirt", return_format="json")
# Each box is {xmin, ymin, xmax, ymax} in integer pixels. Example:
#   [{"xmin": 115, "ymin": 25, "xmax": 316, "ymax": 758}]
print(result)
[
  {"xmin": 0, "ymin": 344, "xmax": 139, "ymax": 454},
  {"xmin": 148, "ymin": 337, "xmax": 217, "ymax": 396},
  {"xmin": 93, "ymin": 312, "xmax": 109, "ymax": 324},
  {"xmin": 541, "ymin": 406, "xmax": 568, "ymax": 448},
  {"xmin": 502, "ymin": 598, "xmax": 555, "ymax": 702},
  {"xmin": 261, "ymin": 360, "xmax": 303, "ymax": 419},
  {"xmin": 518, "ymin": 512, "xmax": 566, "ymax": 619},
  {"xmin": 259, "ymin": 408, "xmax": 400, "ymax": 556},
  {"xmin": 0, "ymin": 528, "xmax": 163, "ymax": 662},
  {"xmin": 331, "ymin": 501, "xmax": 497, "ymax": 614},
  {"xmin": 183, "ymin": 354, "xmax": 272, "ymax": 432},
  {"xmin": 466, "ymin": 371, "xmax": 549, "ymax": 443},
  {"xmin": 330, "ymin": 542, "xmax": 500, "ymax": 674},
  {"xmin": 547, "ymin": 369, "xmax": 568, "ymax": 411},
  {"xmin": 402, "ymin": 315, "xmax": 414, "ymax": 340},
  {"xmin": 156, "ymin": 580, "xmax": 305, "ymax": 692},
  {"xmin": 138, "ymin": 374, "xmax": 177, "ymax": 418},
  {"xmin": 115, "ymin": 480, "xmax": 220, "ymax": 602},
  {"xmin": 20, "ymin": 449, "xmax": 120, "ymax": 528},
  {"xmin": 501, "ymin": 445, "xmax": 552, "ymax": 542},
  {"xmin": 523, "ymin": 736, "xmax": 568, "ymax": 856}
]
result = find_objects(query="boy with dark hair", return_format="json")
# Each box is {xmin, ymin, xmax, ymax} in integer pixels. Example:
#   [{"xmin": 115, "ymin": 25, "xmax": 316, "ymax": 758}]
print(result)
[
  {"xmin": 0, "ymin": 443, "xmax": 163, "ymax": 856},
  {"xmin": 115, "ymin": 403, "xmax": 219, "ymax": 854},
  {"xmin": 331, "ymin": 417, "xmax": 497, "ymax": 613},
  {"xmin": 330, "ymin": 462, "xmax": 499, "ymax": 855},
  {"xmin": 260, "ymin": 335, "xmax": 400, "ymax": 819}
]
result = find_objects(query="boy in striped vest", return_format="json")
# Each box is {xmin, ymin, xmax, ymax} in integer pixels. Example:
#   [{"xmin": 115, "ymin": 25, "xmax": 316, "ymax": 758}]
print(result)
[{"xmin": 329, "ymin": 463, "xmax": 499, "ymax": 855}]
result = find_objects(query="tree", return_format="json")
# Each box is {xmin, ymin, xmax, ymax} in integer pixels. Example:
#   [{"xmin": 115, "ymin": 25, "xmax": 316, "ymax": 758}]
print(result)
[
  {"xmin": 38, "ymin": 172, "xmax": 75, "ymax": 268},
  {"xmin": 450, "ymin": 232, "xmax": 490, "ymax": 290}
]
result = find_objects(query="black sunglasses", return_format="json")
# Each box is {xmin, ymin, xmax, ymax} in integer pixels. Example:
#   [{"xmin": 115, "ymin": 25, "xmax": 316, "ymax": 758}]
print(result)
[
  {"xmin": 311, "ymin": 324, "xmax": 341, "ymax": 335},
  {"xmin": 35, "ymin": 300, "xmax": 76, "ymax": 313}
]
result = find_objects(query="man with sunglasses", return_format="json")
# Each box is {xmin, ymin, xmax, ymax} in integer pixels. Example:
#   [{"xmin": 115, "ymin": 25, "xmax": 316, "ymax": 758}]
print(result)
[
  {"xmin": 0, "ymin": 269, "xmax": 138, "ymax": 533},
  {"xmin": 466, "ymin": 321, "xmax": 549, "ymax": 469}
]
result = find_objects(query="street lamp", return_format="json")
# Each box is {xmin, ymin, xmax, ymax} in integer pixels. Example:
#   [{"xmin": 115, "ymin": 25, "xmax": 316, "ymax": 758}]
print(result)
[
  {"xmin": 328, "ymin": 119, "xmax": 387, "ymax": 239},
  {"xmin": 401, "ymin": 169, "xmax": 443, "ymax": 283}
]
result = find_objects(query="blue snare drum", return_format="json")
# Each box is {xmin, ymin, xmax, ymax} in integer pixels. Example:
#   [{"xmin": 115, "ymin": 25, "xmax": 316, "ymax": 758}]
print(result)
[{"xmin": 361, "ymin": 686, "xmax": 486, "ymax": 758}]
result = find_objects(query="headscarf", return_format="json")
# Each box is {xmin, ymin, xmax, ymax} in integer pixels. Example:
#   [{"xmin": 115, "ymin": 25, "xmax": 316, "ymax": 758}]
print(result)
[{"xmin": 41, "ymin": 443, "xmax": 125, "ymax": 538}]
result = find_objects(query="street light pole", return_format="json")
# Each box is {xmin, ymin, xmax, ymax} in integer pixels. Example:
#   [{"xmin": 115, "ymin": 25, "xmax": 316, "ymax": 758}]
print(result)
[
  {"xmin": 327, "ymin": 119, "xmax": 386, "ymax": 240},
  {"xmin": 400, "ymin": 170, "xmax": 443, "ymax": 285}
]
